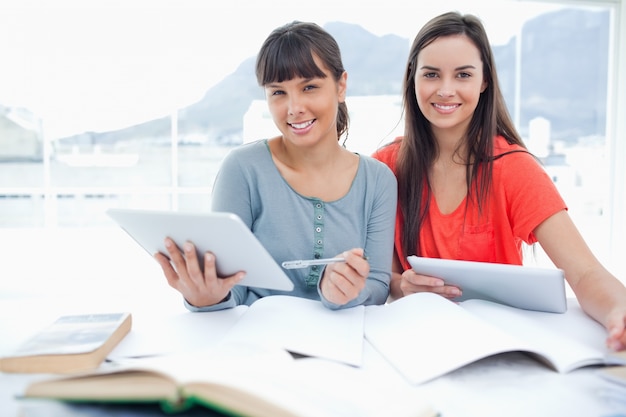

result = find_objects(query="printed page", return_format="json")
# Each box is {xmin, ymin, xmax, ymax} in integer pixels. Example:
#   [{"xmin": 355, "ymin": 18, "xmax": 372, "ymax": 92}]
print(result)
[
  {"xmin": 243, "ymin": 356, "xmax": 437, "ymax": 417},
  {"xmin": 185, "ymin": 348, "xmax": 435, "ymax": 417},
  {"xmin": 109, "ymin": 306, "xmax": 248, "ymax": 360},
  {"xmin": 364, "ymin": 292, "xmax": 535, "ymax": 384},
  {"xmin": 27, "ymin": 343, "xmax": 434, "ymax": 417},
  {"xmin": 219, "ymin": 295, "xmax": 364, "ymax": 366},
  {"xmin": 461, "ymin": 299, "xmax": 625, "ymax": 371},
  {"xmin": 23, "ymin": 342, "xmax": 294, "ymax": 401}
]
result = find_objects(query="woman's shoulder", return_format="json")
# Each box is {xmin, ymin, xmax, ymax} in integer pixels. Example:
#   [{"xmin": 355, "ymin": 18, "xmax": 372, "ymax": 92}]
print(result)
[
  {"xmin": 371, "ymin": 137, "xmax": 402, "ymax": 169},
  {"xmin": 493, "ymin": 136, "xmax": 538, "ymax": 164},
  {"xmin": 492, "ymin": 136, "xmax": 548, "ymax": 183},
  {"xmin": 218, "ymin": 140, "xmax": 272, "ymax": 177},
  {"xmin": 360, "ymin": 152, "xmax": 394, "ymax": 173},
  {"xmin": 494, "ymin": 135, "xmax": 529, "ymax": 154},
  {"xmin": 222, "ymin": 139, "xmax": 269, "ymax": 162},
  {"xmin": 357, "ymin": 153, "xmax": 398, "ymax": 191},
  {"xmin": 229, "ymin": 138, "xmax": 267, "ymax": 154}
]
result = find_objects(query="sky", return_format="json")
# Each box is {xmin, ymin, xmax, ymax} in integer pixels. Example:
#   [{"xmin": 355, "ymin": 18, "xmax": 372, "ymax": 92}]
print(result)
[{"xmin": 0, "ymin": 0, "xmax": 565, "ymax": 139}]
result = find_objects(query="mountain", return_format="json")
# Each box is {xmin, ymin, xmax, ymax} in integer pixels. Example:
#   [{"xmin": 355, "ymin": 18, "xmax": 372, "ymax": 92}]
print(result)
[
  {"xmin": 62, "ymin": 21, "xmax": 410, "ymax": 147},
  {"xmin": 1, "ymin": 8, "xmax": 612, "ymax": 156},
  {"xmin": 517, "ymin": 8, "xmax": 609, "ymax": 139}
]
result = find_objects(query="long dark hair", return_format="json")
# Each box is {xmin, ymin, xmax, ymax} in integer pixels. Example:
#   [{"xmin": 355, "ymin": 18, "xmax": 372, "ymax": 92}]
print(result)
[
  {"xmin": 397, "ymin": 11, "xmax": 525, "ymax": 258},
  {"xmin": 255, "ymin": 21, "xmax": 349, "ymax": 139}
]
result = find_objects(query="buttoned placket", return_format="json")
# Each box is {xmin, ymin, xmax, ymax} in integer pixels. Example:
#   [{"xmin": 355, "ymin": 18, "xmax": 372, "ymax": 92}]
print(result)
[{"xmin": 306, "ymin": 200, "xmax": 326, "ymax": 287}]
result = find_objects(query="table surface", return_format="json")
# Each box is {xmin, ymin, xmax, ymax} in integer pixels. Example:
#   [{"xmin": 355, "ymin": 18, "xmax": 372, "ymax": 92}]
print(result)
[{"xmin": 1, "ymin": 227, "xmax": 625, "ymax": 417}]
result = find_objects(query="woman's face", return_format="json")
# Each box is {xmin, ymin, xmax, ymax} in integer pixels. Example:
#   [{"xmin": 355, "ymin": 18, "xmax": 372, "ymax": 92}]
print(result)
[
  {"xmin": 264, "ymin": 55, "xmax": 347, "ymax": 147},
  {"xmin": 414, "ymin": 34, "xmax": 487, "ymax": 139}
]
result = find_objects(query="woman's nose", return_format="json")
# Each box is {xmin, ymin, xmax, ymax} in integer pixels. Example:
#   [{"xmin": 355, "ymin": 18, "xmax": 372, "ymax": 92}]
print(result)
[
  {"xmin": 436, "ymin": 79, "xmax": 455, "ymax": 97},
  {"xmin": 287, "ymin": 95, "xmax": 305, "ymax": 115},
  {"xmin": 437, "ymin": 87, "xmax": 455, "ymax": 97}
]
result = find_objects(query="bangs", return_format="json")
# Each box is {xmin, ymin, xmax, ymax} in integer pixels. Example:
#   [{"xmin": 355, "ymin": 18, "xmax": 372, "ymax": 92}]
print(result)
[{"xmin": 257, "ymin": 34, "xmax": 327, "ymax": 85}]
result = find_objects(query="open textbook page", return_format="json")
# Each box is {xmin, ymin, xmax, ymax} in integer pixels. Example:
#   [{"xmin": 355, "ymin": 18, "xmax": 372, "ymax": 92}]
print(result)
[
  {"xmin": 219, "ymin": 295, "xmax": 365, "ymax": 366},
  {"xmin": 111, "ymin": 295, "xmax": 363, "ymax": 367},
  {"xmin": 364, "ymin": 292, "xmax": 625, "ymax": 384},
  {"xmin": 23, "ymin": 342, "xmax": 437, "ymax": 417},
  {"xmin": 109, "ymin": 306, "xmax": 248, "ymax": 360}
]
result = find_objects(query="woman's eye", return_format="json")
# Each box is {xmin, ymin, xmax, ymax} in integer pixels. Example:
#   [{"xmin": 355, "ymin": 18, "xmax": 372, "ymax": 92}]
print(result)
[
  {"xmin": 423, "ymin": 72, "xmax": 438, "ymax": 79},
  {"xmin": 303, "ymin": 85, "xmax": 317, "ymax": 92},
  {"xmin": 457, "ymin": 72, "xmax": 471, "ymax": 79},
  {"xmin": 271, "ymin": 90, "xmax": 285, "ymax": 96}
]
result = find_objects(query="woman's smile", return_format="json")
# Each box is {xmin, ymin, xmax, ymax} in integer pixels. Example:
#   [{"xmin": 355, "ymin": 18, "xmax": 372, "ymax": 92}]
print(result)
[
  {"xmin": 289, "ymin": 119, "xmax": 316, "ymax": 132},
  {"xmin": 432, "ymin": 103, "xmax": 460, "ymax": 114}
]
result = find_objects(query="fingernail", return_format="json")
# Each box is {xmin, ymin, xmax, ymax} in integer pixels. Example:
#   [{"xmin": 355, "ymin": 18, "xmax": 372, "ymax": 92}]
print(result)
[
  {"xmin": 184, "ymin": 242, "xmax": 193, "ymax": 252},
  {"xmin": 205, "ymin": 253, "xmax": 213, "ymax": 262}
]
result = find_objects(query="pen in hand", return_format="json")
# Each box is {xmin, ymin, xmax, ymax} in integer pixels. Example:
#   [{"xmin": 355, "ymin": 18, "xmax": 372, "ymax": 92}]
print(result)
[{"xmin": 281, "ymin": 256, "xmax": 368, "ymax": 269}]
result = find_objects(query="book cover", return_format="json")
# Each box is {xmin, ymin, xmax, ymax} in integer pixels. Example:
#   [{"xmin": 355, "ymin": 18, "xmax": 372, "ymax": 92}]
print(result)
[{"xmin": 0, "ymin": 312, "xmax": 132, "ymax": 374}]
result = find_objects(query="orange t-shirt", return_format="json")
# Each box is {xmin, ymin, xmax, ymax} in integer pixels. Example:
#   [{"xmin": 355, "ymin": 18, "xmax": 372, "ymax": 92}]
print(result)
[{"xmin": 372, "ymin": 136, "xmax": 567, "ymax": 270}]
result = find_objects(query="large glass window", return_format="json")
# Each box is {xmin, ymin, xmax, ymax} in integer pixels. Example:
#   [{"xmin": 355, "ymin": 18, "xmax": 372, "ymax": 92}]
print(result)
[{"xmin": 1, "ymin": 1, "xmax": 623, "ymax": 278}]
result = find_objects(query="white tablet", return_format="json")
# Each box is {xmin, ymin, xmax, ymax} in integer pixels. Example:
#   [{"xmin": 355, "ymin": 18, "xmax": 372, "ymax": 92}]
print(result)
[
  {"xmin": 407, "ymin": 255, "xmax": 567, "ymax": 313},
  {"xmin": 107, "ymin": 208, "xmax": 294, "ymax": 291}
]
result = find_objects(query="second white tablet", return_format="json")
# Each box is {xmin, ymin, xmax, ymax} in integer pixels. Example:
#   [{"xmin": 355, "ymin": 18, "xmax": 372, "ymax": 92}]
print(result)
[{"xmin": 407, "ymin": 255, "xmax": 566, "ymax": 313}]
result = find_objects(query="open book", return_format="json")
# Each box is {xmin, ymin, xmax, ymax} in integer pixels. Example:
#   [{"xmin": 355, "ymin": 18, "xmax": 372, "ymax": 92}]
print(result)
[
  {"xmin": 21, "ymin": 343, "xmax": 437, "ymax": 417},
  {"xmin": 0, "ymin": 312, "xmax": 131, "ymax": 374},
  {"xmin": 365, "ymin": 292, "xmax": 626, "ymax": 385},
  {"xmin": 109, "ymin": 295, "xmax": 363, "ymax": 367},
  {"xmin": 217, "ymin": 295, "xmax": 365, "ymax": 367},
  {"xmin": 599, "ymin": 351, "xmax": 626, "ymax": 386}
]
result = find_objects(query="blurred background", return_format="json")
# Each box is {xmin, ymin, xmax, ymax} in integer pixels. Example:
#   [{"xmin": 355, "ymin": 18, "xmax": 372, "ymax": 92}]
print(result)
[{"xmin": 1, "ymin": 0, "xmax": 624, "ymax": 297}]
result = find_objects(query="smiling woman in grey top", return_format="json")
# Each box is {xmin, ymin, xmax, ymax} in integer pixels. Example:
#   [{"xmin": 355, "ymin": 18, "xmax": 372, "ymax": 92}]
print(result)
[
  {"xmin": 155, "ymin": 21, "xmax": 397, "ymax": 311},
  {"xmin": 199, "ymin": 139, "xmax": 397, "ymax": 310}
]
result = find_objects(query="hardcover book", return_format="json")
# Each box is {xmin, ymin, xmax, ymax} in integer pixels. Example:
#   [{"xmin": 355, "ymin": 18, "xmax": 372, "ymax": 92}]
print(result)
[
  {"xmin": 21, "ymin": 343, "xmax": 437, "ymax": 417},
  {"xmin": 0, "ymin": 312, "xmax": 132, "ymax": 374}
]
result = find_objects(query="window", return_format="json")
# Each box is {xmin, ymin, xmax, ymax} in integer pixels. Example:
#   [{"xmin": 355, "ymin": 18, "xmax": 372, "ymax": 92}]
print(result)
[{"xmin": 0, "ymin": 1, "xmax": 624, "ymax": 279}]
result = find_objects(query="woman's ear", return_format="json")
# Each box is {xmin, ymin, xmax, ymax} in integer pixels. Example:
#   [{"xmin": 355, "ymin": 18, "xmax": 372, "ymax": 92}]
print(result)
[{"xmin": 338, "ymin": 71, "xmax": 348, "ymax": 102}]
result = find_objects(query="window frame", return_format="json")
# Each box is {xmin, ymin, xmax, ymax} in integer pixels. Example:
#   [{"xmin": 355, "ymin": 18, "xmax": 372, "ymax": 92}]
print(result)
[{"xmin": 607, "ymin": 0, "xmax": 626, "ymax": 273}]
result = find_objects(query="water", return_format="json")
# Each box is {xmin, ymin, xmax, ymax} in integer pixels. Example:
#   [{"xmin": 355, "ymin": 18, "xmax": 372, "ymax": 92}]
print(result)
[
  {"xmin": 0, "ymin": 139, "xmax": 620, "ymax": 277},
  {"xmin": 0, "ymin": 144, "xmax": 233, "ymax": 227}
]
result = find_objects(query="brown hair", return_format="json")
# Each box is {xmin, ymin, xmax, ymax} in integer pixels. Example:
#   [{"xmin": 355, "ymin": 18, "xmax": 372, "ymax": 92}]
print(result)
[
  {"xmin": 397, "ymin": 11, "xmax": 525, "ymax": 258},
  {"xmin": 255, "ymin": 21, "xmax": 349, "ymax": 139}
]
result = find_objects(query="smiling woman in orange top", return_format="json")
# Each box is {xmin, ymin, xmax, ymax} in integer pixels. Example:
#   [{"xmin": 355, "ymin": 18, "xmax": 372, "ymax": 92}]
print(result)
[{"xmin": 373, "ymin": 11, "xmax": 626, "ymax": 351}]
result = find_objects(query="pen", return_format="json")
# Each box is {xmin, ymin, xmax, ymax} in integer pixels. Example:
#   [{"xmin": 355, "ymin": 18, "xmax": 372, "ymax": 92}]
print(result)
[{"xmin": 281, "ymin": 256, "xmax": 368, "ymax": 269}]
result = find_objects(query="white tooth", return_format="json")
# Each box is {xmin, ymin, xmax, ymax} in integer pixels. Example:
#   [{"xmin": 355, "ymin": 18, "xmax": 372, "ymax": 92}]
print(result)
[{"xmin": 291, "ymin": 120, "xmax": 313, "ymax": 129}]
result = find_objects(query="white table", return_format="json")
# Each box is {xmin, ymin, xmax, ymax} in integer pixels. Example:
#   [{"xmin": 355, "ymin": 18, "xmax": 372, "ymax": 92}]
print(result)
[{"xmin": 1, "ymin": 227, "xmax": 625, "ymax": 416}]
